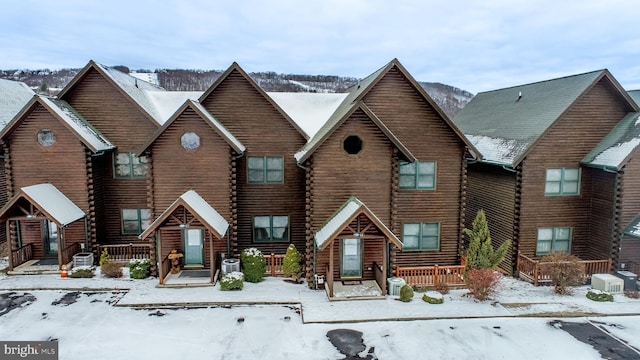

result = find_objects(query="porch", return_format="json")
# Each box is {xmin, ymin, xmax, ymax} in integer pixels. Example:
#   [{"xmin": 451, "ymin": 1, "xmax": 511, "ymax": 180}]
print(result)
[
  {"xmin": 8, "ymin": 242, "xmax": 79, "ymax": 275},
  {"xmin": 517, "ymin": 252, "xmax": 612, "ymax": 286},
  {"xmin": 97, "ymin": 243, "xmax": 153, "ymax": 263}
]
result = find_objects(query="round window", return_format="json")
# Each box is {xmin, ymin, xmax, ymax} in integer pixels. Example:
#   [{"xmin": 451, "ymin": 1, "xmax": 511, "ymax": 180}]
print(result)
[
  {"xmin": 37, "ymin": 129, "xmax": 56, "ymax": 147},
  {"xmin": 181, "ymin": 132, "xmax": 200, "ymax": 151},
  {"xmin": 343, "ymin": 135, "xmax": 363, "ymax": 155}
]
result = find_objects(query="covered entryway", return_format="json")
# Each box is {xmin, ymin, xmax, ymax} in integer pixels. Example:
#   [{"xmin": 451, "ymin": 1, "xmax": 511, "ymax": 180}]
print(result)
[
  {"xmin": 139, "ymin": 190, "xmax": 229, "ymax": 286},
  {"xmin": 0, "ymin": 183, "xmax": 87, "ymax": 274},
  {"xmin": 314, "ymin": 197, "xmax": 403, "ymax": 300}
]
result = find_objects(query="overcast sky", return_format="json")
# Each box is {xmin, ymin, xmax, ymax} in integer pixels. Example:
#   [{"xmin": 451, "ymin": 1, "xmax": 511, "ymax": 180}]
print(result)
[{"xmin": 1, "ymin": 0, "xmax": 639, "ymax": 94}]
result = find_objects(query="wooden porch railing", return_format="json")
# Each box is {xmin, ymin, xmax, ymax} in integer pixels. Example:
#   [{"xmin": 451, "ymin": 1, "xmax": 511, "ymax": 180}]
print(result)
[
  {"xmin": 264, "ymin": 253, "xmax": 285, "ymax": 276},
  {"xmin": 396, "ymin": 264, "xmax": 466, "ymax": 287},
  {"xmin": 373, "ymin": 261, "xmax": 386, "ymax": 294},
  {"xmin": 60, "ymin": 243, "xmax": 80, "ymax": 267},
  {"xmin": 98, "ymin": 243, "xmax": 152, "ymax": 261},
  {"xmin": 158, "ymin": 255, "xmax": 170, "ymax": 285},
  {"xmin": 11, "ymin": 243, "xmax": 33, "ymax": 269},
  {"xmin": 517, "ymin": 252, "xmax": 612, "ymax": 286}
]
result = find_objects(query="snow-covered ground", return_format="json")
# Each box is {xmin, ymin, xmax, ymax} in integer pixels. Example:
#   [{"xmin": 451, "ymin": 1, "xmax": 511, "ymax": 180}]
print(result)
[{"xmin": 1, "ymin": 260, "xmax": 640, "ymax": 359}]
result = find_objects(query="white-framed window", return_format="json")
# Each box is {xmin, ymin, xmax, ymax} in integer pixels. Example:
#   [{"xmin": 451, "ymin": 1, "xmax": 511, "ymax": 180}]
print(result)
[
  {"xmin": 402, "ymin": 222, "xmax": 440, "ymax": 250},
  {"xmin": 545, "ymin": 168, "xmax": 580, "ymax": 195},
  {"xmin": 121, "ymin": 209, "xmax": 151, "ymax": 235},
  {"xmin": 248, "ymin": 156, "xmax": 284, "ymax": 184},
  {"xmin": 253, "ymin": 215, "xmax": 289, "ymax": 242},
  {"xmin": 399, "ymin": 161, "xmax": 436, "ymax": 190},
  {"xmin": 115, "ymin": 152, "xmax": 149, "ymax": 178},
  {"xmin": 536, "ymin": 227, "xmax": 572, "ymax": 255}
]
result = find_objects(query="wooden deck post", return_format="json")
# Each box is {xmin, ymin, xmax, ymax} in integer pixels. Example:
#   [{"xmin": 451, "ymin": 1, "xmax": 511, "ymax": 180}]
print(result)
[
  {"xmin": 271, "ymin": 253, "xmax": 276, "ymax": 277},
  {"xmin": 6, "ymin": 220, "xmax": 13, "ymax": 271},
  {"xmin": 434, "ymin": 264, "xmax": 439, "ymax": 286},
  {"xmin": 329, "ymin": 242, "xmax": 334, "ymax": 298}
]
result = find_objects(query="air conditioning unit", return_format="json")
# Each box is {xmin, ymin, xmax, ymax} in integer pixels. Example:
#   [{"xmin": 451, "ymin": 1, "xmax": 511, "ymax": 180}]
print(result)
[
  {"xmin": 591, "ymin": 274, "xmax": 623, "ymax": 294},
  {"xmin": 221, "ymin": 258, "xmax": 240, "ymax": 274},
  {"xmin": 387, "ymin": 277, "xmax": 406, "ymax": 296}
]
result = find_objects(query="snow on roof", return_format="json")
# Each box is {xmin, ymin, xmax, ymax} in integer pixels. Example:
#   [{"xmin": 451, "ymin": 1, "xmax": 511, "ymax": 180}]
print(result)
[
  {"xmin": 145, "ymin": 91, "xmax": 202, "ymax": 124},
  {"xmin": 583, "ymin": 112, "xmax": 640, "ymax": 169},
  {"xmin": 314, "ymin": 197, "xmax": 401, "ymax": 250},
  {"xmin": 267, "ymin": 92, "xmax": 347, "ymax": 138},
  {"xmin": 623, "ymin": 214, "xmax": 640, "ymax": 238},
  {"xmin": 190, "ymin": 101, "xmax": 245, "ymax": 153},
  {"xmin": 465, "ymin": 134, "xmax": 530, "ymax": 166},
  {"xmin": 40, "ymin": 97, "xmax": 114, "ymax": 152},
  {"xmin": 0, "ymin": 79, "xmax": 34, "ymax": 129},
  {"xmin": 130, "ymin": 72, "xmax": 160, "ymax": 86},
  {"xmin": 21, "ymin": 183, "xmax": 85, "ymax": 226},
  {"xmin": 180, "ymin": 190, "xmax": 229, "ymax": 237},
  {"xmin": 142, "ymin": 190, "xmax": 229, "ymax": 239}
]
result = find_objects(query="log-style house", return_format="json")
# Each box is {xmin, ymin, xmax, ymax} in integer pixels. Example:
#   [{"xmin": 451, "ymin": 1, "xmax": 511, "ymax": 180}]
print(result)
[
  {"xmin": 296, "ymin": 59, "xmax": 479, "ymax": 297},
  {"xmin": 0, "ymin": 95, "xmax": 114, "ymax": 271},
  {"xmin": 454, "ymin": 70, "xmax": 639, "ymax": 277}
]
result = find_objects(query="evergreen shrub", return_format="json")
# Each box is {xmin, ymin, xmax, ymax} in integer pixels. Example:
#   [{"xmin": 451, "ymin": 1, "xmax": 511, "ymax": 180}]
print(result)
[
  {"xmin": 282, "ymin": 244, "xmax": 302, "ymax": 281},
  {"xmin": 399, "ymin": 284, "xmax": 414, "ymax": 302},
  {"xmin": 586, "ymin": 290, "xmax": 614, "ymax": 302},
  {"xmin": 241, "ymin": 248, "xmax": 266, "ymax": 283},
  {"xmin": 69, "ymin": 267, "xmax": 94, "ymax": 278},
  {"xmin": 129, "ymin": 259, "xmax": 151, "ymax": 279},
  {"xmin": 220, "ymin": 271, "xmax": 244, "ymax": 291},
  {"xmin": 422, "ymin": 292, "xmax": 444, "ymax": 304}
]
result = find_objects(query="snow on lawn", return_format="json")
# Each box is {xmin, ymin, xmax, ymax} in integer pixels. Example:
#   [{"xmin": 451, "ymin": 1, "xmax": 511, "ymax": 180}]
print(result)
[{"xmin": 1, "ymin": 269, "xmax": 640, "ymax": 359}]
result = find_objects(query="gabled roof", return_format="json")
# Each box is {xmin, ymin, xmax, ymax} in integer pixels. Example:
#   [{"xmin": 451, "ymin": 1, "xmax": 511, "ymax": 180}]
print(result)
[
  {"xmin": 268, "ymin": 92, "xmax": 348, "ymax": 138},
  {"xmin": 454, "ymin": 70, "xmax": 639, "ymax": 167},
  {"xmin": 314, "ymin": 196, "xmax": 402, "ymax": 251},
  {"xmin": 295, "ymin": 101, "xmax": 415, "ymax": 163},
  {"xmin": 582, "ymin": 112, "xmax": 640, "ymax": 170},
  {"xmin": 0, "ymin": 79, "xmax": 34, "ymax": 129},
  {"xmin": 0, "ymin": 183, "xmax": 85, "ymax": 226},
  {"xmin": 623, "ymin": 214, "xmax": 640, "ymax": 238},
  {"xmin": 57, "ymin": 61, "xmax": 199, "ymax": 126},
  {"xmin": 198, "ymin": 62, "xmax": 309, "ymax": 141},
  {"xmin": 138, "ymin": 99, "xmax": 245, "ymax": 155},
  {"xmin": 139, "ymin": 190, "xmax": 229, "ymax": 240},
  {"xmin": 629, "ymin": 90, "xmax": 640, "ymax": 106},
  {"xmin": 0, "ymin": 95, "xmax": 114, "ymax": 153},
  {"xmin": 295, "ymin": 58, "xmax": 479, "ymax": 163}
]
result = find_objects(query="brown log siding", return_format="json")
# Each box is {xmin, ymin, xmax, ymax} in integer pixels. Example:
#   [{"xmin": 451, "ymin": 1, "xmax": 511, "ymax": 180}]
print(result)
[
  {"xmin": 586, "ymin": 168, "xmax": 616, "ymax": 261},
  {"xmin": 148, "ymin": 107, "xmax": 232, "ymax": 220},
  {"xmin": 519, "ymin": 79, "xmax": 630, "ymax": 260},
  {"xmin": 362, "ymin": 66, "xmax": 466, "ymax": 267},
  {"xmin": 199, "ymin": 69, "xmax": 306, "ymax": 256},
  {"xmin": 620, "ymin": 154, "xmax": 640, "ymax": 265}
]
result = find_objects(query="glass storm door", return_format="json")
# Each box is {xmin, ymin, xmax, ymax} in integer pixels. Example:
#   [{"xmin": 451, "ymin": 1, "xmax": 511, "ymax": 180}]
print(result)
[
  {"xmin": 183, "ymin": 229, "xmax": 204, "ymax": 266},
  {"xmin": 341, "ymin": 238, "xmax": 362, "ymax": 277},
  {"xmin": 43, "ymin": 220, "xmax": 58, "ymax": 257}
]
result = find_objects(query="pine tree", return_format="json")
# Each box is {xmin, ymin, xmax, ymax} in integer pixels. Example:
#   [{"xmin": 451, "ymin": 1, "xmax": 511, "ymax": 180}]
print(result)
[
  {"xmin": 282, "ymin": 244, "xmax": 302, "ymax": 281},
  {"xmin": 463, "ymin": 210, "xmax": 511, "ymax": 272}
]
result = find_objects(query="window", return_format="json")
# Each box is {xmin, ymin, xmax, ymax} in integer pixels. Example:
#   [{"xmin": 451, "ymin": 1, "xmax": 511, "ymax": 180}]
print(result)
[
  {"xmin": 37, "ymin": 129, "xmax": 56, "ymax": 147},
  {"xmin": 545, "ymin": 168, "xmax": 580, "ymax": 195},
  {"xmin": 343, "ymin": 135, "xmax": 363, "ymax": 155},
  {"xmin": 248, "ymin": 156, "xmax": 284, "ymax": 183},
  {"xmin": 181, "ymin": 132, "xmax": 200, "ymax": 151},
  {"xmin": 115, "ymin": 153, "xmax": 149, "ymax": 178},
  {"xmin": 253, "ymin": 215, "xmax": 289, "ymax": 242},
  {"xmin": 121, "ymin": 209, "xmax": 151, "ymax": 234},
  {"xmin": 402, "ymin": 223, "xmax": 440, "ymax": 250},
  {"xmin": 399, "ymin": 161, "xmax": 436, "ymax": 189},
  {"xmin": 536, "ymin": 227, "xmax": 572, "ymax": 255}
]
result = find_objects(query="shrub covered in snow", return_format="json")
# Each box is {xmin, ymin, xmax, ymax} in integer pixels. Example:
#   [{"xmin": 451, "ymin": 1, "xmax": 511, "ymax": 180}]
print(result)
[
  {"xmin": 220, "ymin": 271, "xmax": 244, "ymax": 291},
  {"xmin": 69, "ymin": 266, "xmax": 94, "ymax": 278},
  {"xmin": 586, "ymin": 290, "xmax": 614, "ymax": 302},
  {"xmin": 101, "ymin": 262, "xmax": 122, "ymax": 278},
  {"xmin": 540, "ymin": 251, "xmax": 585, "ymax": 295},
  {"xmin": 422, "ymin": 291, "xmax": 444, "ymax": 304},
  {"xmin": 399, "ymin": 284, "xmax": 414, "ymax": 302},
  {"xmin": 129, "ymin": 259, "xmax": 151, "ymax": 279},
  {"xmin": 241, "ymin": 248, "xmax": 266, "ymax": 283},
  {"xmin": 282, "ymin": 244, "xmax": 302, "ymax": 281},
  {"xmin": 465, "ymin": 268, "xmax": 499, "ymax": 301}
]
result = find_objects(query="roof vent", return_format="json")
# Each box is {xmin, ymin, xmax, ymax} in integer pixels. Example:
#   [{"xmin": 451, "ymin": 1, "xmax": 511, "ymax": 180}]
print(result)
[{"xmin": 516, "ymin": 91, "xmax": 522, "ymax": 102}]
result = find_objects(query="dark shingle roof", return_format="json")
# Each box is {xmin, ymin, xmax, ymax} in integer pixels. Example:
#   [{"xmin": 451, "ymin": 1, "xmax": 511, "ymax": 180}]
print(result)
[
  {"xmin": 629, "ymin": 90, "xmax": 640, "ymax": 106},
  {"xmin": 582, "ymin": 112, "xmax": 640, "ymax": 170},
  {"xmin": 454, "ymin": 70, "xmax": 607, "ymax": 166}
]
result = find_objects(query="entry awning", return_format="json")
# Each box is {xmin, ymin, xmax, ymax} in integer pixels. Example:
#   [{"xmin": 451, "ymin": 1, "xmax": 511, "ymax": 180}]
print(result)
[
  {"xmin": 139, "ymin": 190, "xmax": 229, "ymax": 240},
  {"xmin": 0, "ymin": 183, "xmax": 85, "ymax": 226},
  {"xmin": 314, "ymin": 196, "xmax": 402, "ymax": 251}
]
